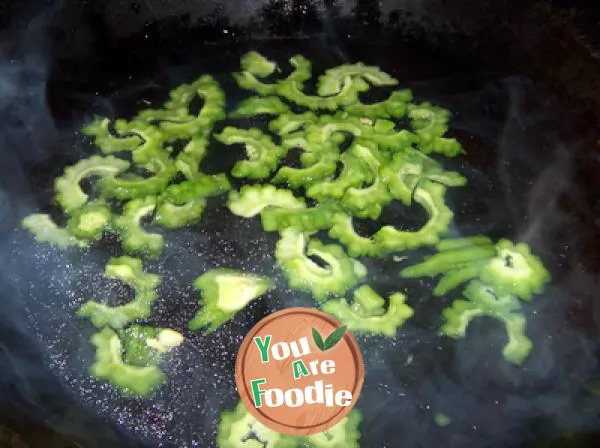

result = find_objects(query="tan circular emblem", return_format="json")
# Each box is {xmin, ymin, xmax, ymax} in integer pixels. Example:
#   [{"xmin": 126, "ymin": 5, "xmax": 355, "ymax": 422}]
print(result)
[{"xmin": 235, "ymin": 307, "xmax": 364, "ymax": 436}]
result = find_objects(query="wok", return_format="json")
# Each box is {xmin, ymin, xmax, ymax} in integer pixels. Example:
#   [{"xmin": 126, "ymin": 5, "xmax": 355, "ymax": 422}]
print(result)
[{"xmin": 1, "ymin": 1, "xmax": 600, "ymax": 447}]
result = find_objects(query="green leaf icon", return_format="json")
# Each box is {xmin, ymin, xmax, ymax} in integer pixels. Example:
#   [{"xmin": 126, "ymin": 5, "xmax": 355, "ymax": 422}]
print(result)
[{"xmin": 312, "ymin": 326, "xmax": 347, "ymax": 351}]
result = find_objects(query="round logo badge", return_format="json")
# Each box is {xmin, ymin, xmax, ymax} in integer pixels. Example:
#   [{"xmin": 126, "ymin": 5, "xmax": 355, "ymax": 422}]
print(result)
[{"xmin": 235, "ymin": 308, "xmax": 364, "ymax": 436}]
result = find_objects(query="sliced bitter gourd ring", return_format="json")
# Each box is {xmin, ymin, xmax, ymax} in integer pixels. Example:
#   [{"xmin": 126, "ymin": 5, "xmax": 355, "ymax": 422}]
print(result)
[
  {"xmin": 277, "ymin": 76, "xmax": 369, "ymax": 111},
  {"xmin": 344, "ymin": 89, "xmax": 413, "ymax": 119},
  {"xmin": 157, "ymin": 75, "xmax": 226, "ymax": 140},
  {"xmin": 305, "ymin": 409, "xmax": 363, "ymax": 448},
  {"xmin": 120, "ymin": 325, "xmax": 184, "ymax": 367},
  {"xmin": 268, "ymin": 112, "xmax": 318, "ymax": 136},
  {"xmin": 340, "ymin": 140, "xmax": 392, "ymax": 220},
  {"xmin": 216, "ymin": 401, "xmax": 298, "ymax": 448},
  {"xmin": 81, "ymin": 116, "xmax": 143, "ymax": 154},
  {"xmin": 479, "ymin": 240, "xmax": 551, "ymax": 302},
  {"xmin": 215, "ymin": 127, "xmax": 286, "ymax": 180},
  {"xmin": 112, "ymin": 118, "xmax": 166, "ymax": 164},
  {"xmin": 381, "ymin": 149, "xmax": 467, "ymax": 206},
  {"xmin": 227, "ymin": 184, "xmax": 306, "ymax": 218},
  {"xmin": 233, "ymin": 54, "xmax": 312, "ymax": 97},
  {"xmin": 89, "ymin": 327, "xmax": 166, "ymax": 397},
  {"xmin": 271, "ymin": 151, "xmax": 339, "ymax": 189},
  {"xmin": 407, "ymin": 102, "xmax": 464, "ymax": 157},
  {"xmin": 188, "ymin": 269, "xmax": 273, "ymax": 332},
  {"xmin": 441, "ymin": 280, "xmax": 533, "ymax": 364},
  {"xmin": 322, "ymin": 285, "xmax": 413, "ymax": 337},
  {"xmin": 240, "ymin": 51, "xmax": 277, "ymax": 78},
  {"xmin": 54, "ymin": 155, "xmax": 130, "ymax": 213},
  {"xmin": 66, "ymin": 200, "xmax": 112, "ymax": 241},
  {"xmin": 112, "ymin": 196, "xmax": 164, "ymax": 256},
  {"xmin": 230, "ymin": 96, "xmax": 290, "ymax": 118},
  {"xmin": 21, "ymin": 214, "xmax": 88, "ymax": 249},
  {"xmin": 175, "ymin": 138, "xmax": 209, "ymax": 180},
  {"xmin": 260, "ymin": 202, "xmax": 340, "ymax": 233},
  {"xmin": 275, "ymin": 229, "xmax": 366, "ymax": 301},
  {"xmin": 77, "ymin": 256, "xmax": 161, "ymax": 329},
  {"xmin": 374, "ymin": 180, "xmax": 453, "ymax": 254},
  {"xmin": 317, "ymin": 62, "xmax": 399, "ymax": 96},
  {"xmin": 153, "ymin": 198, "xmax": 207, "ymax": 229},
  {"xmin": 99, "ymin": 155, "xmax": 177, "ymax": 200},
  {"xmin": 327, "ymin": 213, "xmax": 379, "ymax": 257},
  {"xmin": 306, "ymin": 152, "xmax": 372, "ymax": 201},
  {"xmin": 162, "ymin": 173, "xmax": 231, "ymax": 205}
]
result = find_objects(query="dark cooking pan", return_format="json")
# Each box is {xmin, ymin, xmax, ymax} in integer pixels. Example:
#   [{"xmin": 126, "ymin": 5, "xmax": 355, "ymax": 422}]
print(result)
[{"xmin": 1, "ymin": 1, "xmax": 600, "ymax": 447}]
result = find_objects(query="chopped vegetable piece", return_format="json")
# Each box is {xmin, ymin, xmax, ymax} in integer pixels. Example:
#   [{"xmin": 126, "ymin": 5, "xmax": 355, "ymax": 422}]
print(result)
[
  {"xmin": 272, "ymin": 152, "xmax": 339, "ymax": 189},
  {"xmin": 381, "ymin": 149, "xmax": 466, "ymax": 206},
  {"xmin": 441, "ymin": 280, "xmax": 533, "ymax": 364},
  {"xmin": 231, "ymin": 96, "xmax": 290, "ymax": 117},
  {"xmin": 89, "ymin": 327, "xmax": 166, "ymax": 397},
  {"xmin": 436, "ymin": 236, "xmax": 494, "ymax": 252},
  {"xmin": 433, "ymin": 264, "xmax": 481, "ymax": 297},
  {"xmin": 120, "ymin": 325, "xmax": 184, "ymax": 366},
  {"xmin": 215, "ymin": 127, "xmax": 286, "ymax": 179},
  {"xmin": 374, "ymin": 180, "xmax": 453, "ymax": 254},
  {"xmin": 174, "ymin": 138, "xmax": 208, "ymax": 179},
  {"xmin": 277, "ymin": 76, "xmax": 369, "ymax": 111},
  {"xmin": 400, "ymin": 245, "xmax": 497, "ymax": 278},
  {"xmin": 268, "ymin": 112, "xmax": 318, "ymax": 135},
  {"xmin": 306, "ymin": 153, "xmax": 371, "ymax": 201},
  {"xmin": 153, "ymin": 198, "xmax": 207, "ymax": 229},
  {"xmin": 305, "ymin": 409, "xmax": 363, "ymax": 448},
  {"xmin": 22, "ymin": 214, "xmax": 87, "ymax": 248},
  {"xmin": 77, "ymin": 256, "xmax": 161, "ymax": 329},
  {"xmin": 82, "ymin": 116, "xmax": 143, "ymax": 154},
  {"xmin": 328, "ymin": 213, "xmax": 379, "ymax": 257},
  {"xmin": 189, "ymin": 269, "xmax": 273, "ymax": 332},
  {"xmin": 344, "ymin": 89, "xmax": 413, "ymax": 119},
  {"xmin": 434, "ymin": 413, "xmax": 452, "ymax": 427},
  {"xmin": 112, "ymin": 196, "xmax": 164, "ymax": 256},
  {"xmin": 260, "ymin": 202, "xmax": 339, "ymax": 233},
  {"xmin": 317, "ymin": 63, "xmax": 398, "ymax": 96},
  {"xmin": 66, "ymin": 200, "xmax": 112, "ymax": 241},
  {"xmin": 407, "ymin": 102, "xmax": 464, "ymax": 156},
  {"xmin": 99, "ymin": 154, "xmax": 177, "ymax": 200},
  {"xmin": 216, "ymin": 401, "xmax": 298, "ymax": 448},
  {"xmin": 275, "ymin": 229, "xmax": 365, "ymax": 301},
  {"xmin": 240, "ymin": 51, "xmax": 277, "ymax": 78},
  {"xmin": 162, "ymin": 173, "xmax": 231, "ymax": 205},
  {"xmin": 479, "ymin": 240, "xmax": 551, "ymax": 301},
  {"xmin": 54, "ymin": 155, "xmax": 130, "ymax": 213},
  {"xmin": 227, "ymin": 184, "xmax": 306, "ymax": 218},
  {"xmin": 113, "ymin": 119, "xmax": 166, "ymax": 164},
  {"xmin": 322, "ymin": 285, "xmax": 413, "ymax": 337}
]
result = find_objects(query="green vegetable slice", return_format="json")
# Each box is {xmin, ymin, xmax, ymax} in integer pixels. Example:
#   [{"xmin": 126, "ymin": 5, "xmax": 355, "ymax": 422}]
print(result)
[
  {"xmin": 479, "ymin": 240, "xmax": 551, "ymax": 301},
  {"xmin": 441, "ymin": 280, "xmax": 533, "ymax": 364},
  {"xmin": 175, "ymin": 138, "xmax": 209, "ymax": 180},
  {"xmin": 54, "ymin": 155, "xmax": 130, "ymax": 213},
  {"xmin": 230, "ymin": 96, "xmax": 290, "ymax": 117},
  {"xmin": 112, "ymin": 196, "xmax": 164, "ymax": 256},
  {"xmin": 89, "ymin": 327, "xmax": 166, "ymax": 397},
  {"xmin": 81, "ymin": 116, "xmax": 143, "ymax": 154},
  {"xmin": 112, "ymin": 118, "xmax": 166, "ymax": 164},
  {"xmin": 275, "ymin": 229, "xmax": 365, "ymax": 301},
  {"xmin": 120, "ymin": 325, "xmax": 184, "ymax": 366},
  {"xmin": 215, "ymin": 127, "xmax": 286, "ymax": 179},
  {"xmin": 400, "ymin": 245, "xmax": 497, "ymax": 278},
  {"xmin": 216, "ymin": 401, "xmax": 298, "ymax": 448},
  {"xmin": 99, "ymin": 154, "xmax": 177, "ymax": 200},
  {"xmin": 66, "ymin": 200, "xmax": 112, "ymax": 241},
  {"xmin": 162, "ymin": 173, "xmax": 231, "ymax": 205},
  {"xmin": 306, "ymin": 152, "xmax": 372, "ymax": 201},
  {"xmin": 277, "ymin": 76, "xmax": 369, "ymax": 111},
  {"xmin": 374, "ymin": 180, "xmax": 453, "ymax": 254},
  {"xmin": 407, "ymin": 102, "xmax": 464, "ymax": 156},
  {"xmin": 189, "ymin": 269, "xmax": 273, "ymax": 332},
  {"xmin": 21, "ymin": 214, "xmax": 87, "ymax": 248},
  {"xmin": 344, "ymin": 89, "xmax": 413, "ymax": 119},
  {"xmin": 305, "ymin": 409, "xmax": 363, "ymax": 448},
  {"xmin": 153, "ymin": 198, "xmax": 207, "ymax": 229},
  {"xmin": 317, "ymin": 63, "xmax": 398, "ymax": 96},
  {"xmin": 328, "ymin": 213, "xmax": 379, "ymax": 257},
  {"xmin": 268, "ymin": 112, "xmax": 318, "ymax": 135},
  {"xmin": 381, "ymin": 149, "xmax": 466, "ymax": 206},
  {"xmin": 260, "ymin": 202, "xmax": 339, "ymax": 233},
  {"xmin": 240, "ymin": 51, "xmax": 277, "ymax": 78},
  {"xmin": 271, "ymin": 152, "xmax": 339, "ymax": 189},
  {"xmin": 77, "ymin": 256, "xmax": 161, "ymax": 329},
  {"xmin": 322, "ymin": 285, "xmax": 413, "ymax": 337},
  {"xmin": 227, "ymin": 184, "xmax": 306, "ymax": 218}
]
